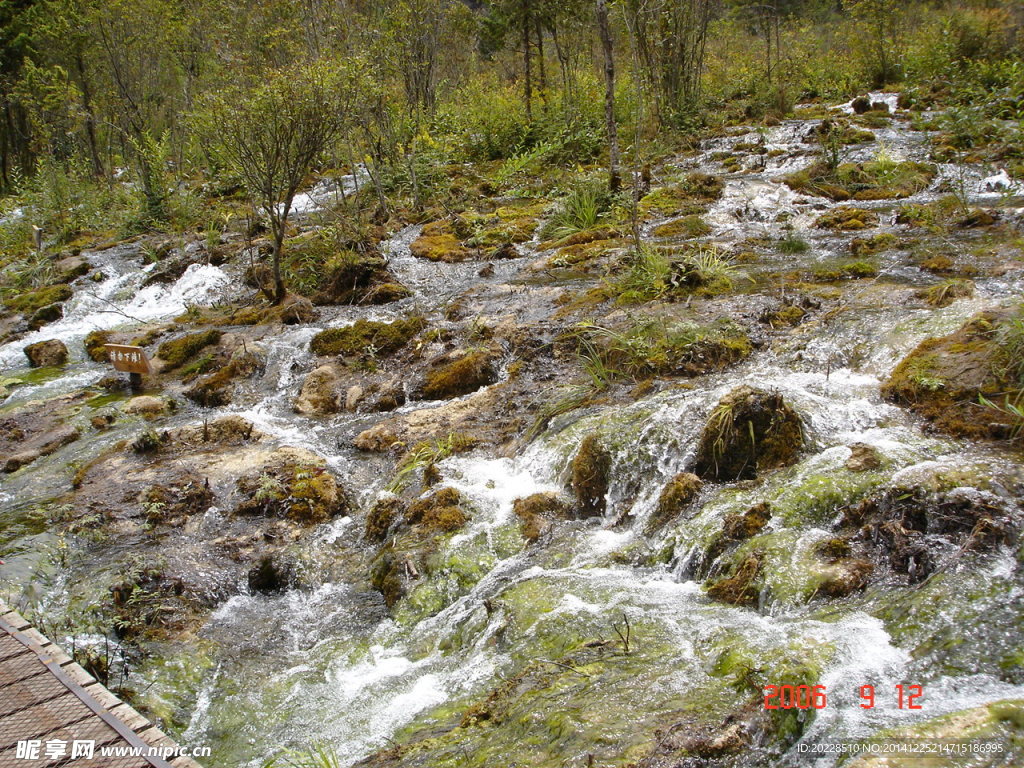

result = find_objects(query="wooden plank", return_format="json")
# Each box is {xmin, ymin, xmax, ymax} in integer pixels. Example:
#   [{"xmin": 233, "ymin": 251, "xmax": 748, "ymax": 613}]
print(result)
[
  {"xmin": 104, "ymin": 345, "xmax": 153, "ymax": 375},
  {"xmin": 0, "ymin": 693, "xmax": 93, "ymax": 749}
]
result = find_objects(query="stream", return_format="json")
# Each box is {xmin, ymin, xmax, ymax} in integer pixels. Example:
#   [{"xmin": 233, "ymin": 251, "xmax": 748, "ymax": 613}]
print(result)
[{"xmin": 2, "ymin": 94, "xmax": 1023, "ymax": 767}]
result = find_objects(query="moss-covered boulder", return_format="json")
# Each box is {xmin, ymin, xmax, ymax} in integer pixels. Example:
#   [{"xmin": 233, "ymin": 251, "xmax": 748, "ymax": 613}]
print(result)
[
  {"xmin": 706, "ymin": 553, "xmax": 762, "ymax": 606},
  {"xmin": 24, "ymin": 339, "xmax": 68, "ymax": 367},
  {"xmin": 312, "ymin": 253, "xmax": 409, "ymax": 305},
  {"xmin": 409, "ymin": 221, "xmax": 475, "ymax": 263},
  {"xmin": 692, "ymin": 386, "xmax": 803, "ymax": 481},
  {"xmin": 4, "ymin": 283, "xmax": 72, "ymax": 314},
  {"xmin": 881, "ymin": 311, "xmax": 1019, "ymax": 438},
  {"xmin": 513, "ymin": 492, "xmax": 572, "ymax": 541},
  {"xmin": 418, "ymin": 348, "xmax": 498, "ymax": 400},
  {"xmin": 571, "ymin": 434, "xmax": 612, "ymax": 517},
  {"xmin": 183, "ymin": 348, "xmax": 263, "ymax": 407},
  {"xmin": 157, "ymin": 329, "xmax": 222, "ymax": 370},
  {"xmin": 814, "ymin": 207, "xmax": 878, "ymax": 230},
  {"xmin": 403, "ymin": 487, "xmax": 470, "ymax": 533},
  {"xmin": 309, "ymin": 316, "xmax": 426, "ymax": 358},
  {"xmin": 235, "ymin": 449, "xmax": 348, "ymax": 524},
  {"xmin": 84, "ymin": 330, "xmax": 113, "ymax": 362},
  {"xmin": 365, "ymin": 496, "xmax": 405, "ymax": 542},
  {"xmin": 647, "ymin": 472, "xmax": 703, "ymax": 532}
]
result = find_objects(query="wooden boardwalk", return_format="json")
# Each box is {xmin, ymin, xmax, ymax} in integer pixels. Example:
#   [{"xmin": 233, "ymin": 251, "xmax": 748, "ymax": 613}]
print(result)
[{"xmin": 0, "ymin": 601, "xmax": 204, "ymax": 768}]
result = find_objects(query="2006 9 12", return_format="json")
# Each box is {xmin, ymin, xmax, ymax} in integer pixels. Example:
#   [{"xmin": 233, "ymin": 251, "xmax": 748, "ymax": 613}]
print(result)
[{"xmin": 763, "ymin": 684, "xmax": 923, "ymax": 710}]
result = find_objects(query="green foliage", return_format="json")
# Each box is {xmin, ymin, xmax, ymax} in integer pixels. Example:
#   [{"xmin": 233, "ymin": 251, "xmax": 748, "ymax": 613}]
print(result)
[{"xmin": 540, "ymin": 181, "xmax": 614, "ymax": 240}]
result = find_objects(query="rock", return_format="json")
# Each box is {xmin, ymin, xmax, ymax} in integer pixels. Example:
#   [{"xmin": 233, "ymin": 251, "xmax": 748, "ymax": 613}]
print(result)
[
  {"xmin": 248, "ymin": 555, "xmax": 294, "ymax": 593},
  {"xmin": 818, "ymin": 558, "xmax": 873, "ymax": 597},
  {"xmin": 157, "ymin": 329, "xmax": 222, "ymax": 369},
  {"xmin": 123, "ymin": 396, "xmax": 169, "ymax": 417},
  {"xmin": 183, "ymin": 348, "xmax": 263, "ymax": 407},
  {"xmin": 310, "ymin": 316, "xmax": 426, "ymax": 358},
  {"xmin": 404, "ymin": 486, "xmax": 469, "ymax": 533},
  {"xmin": 53, "ymin": 254, "xmax": 90, "ymax": 281},
  {"xmin": 418, "ymin": 348, "xmax": 499, "ymax": 400},
  {"xmin": 84, "ymin": 330, "xmax": 113, "ymax": 362},
  {"xmin": 3, "ymin": 423, "xmax": 80, "ymax": 472},
  {"xmin": 294, "ymin": 365, "xmax": 342, "ymax": 415},
  {"xmin": 846, "ymin": 443, "xmax": 882, "ymax": 472},
  {"xmin": 851, "ymin": 95, "xmax": 871, "ymax": 114},
  {"xmin": 409, "ymin": 221, "xmax": 475, "ymax": 263},
  {"xmin": 957, "ymin": 209, "xmax": 996, "ymax": 228},
  {"xmin": 279, "ymin": 294, "xmax": 316, "ymax": 324},
  {"xmin": 24, "ymin": 339, "xmax": 68, "ymax": 367},
  {"xmin": 362, "ymin": 282, "xmax": 412, "ymax": 304},
  {"xmin": 365, "ymin": 497, "xmax": 405, "ymax": 542},
  {"xmin": 571, "ymin": 434, "xmax": 612, "ymax": 517},
  {"xmin": 235, "ymin": 448, "xmax": 349, "ymax": 524},
  {"xmin": 354, "ymin": 424, "xmax": 401, "ymax": 452},
  {"xmin": 647, "ymin": 472, "xmax": 703, "ymax": 532},
  {"xmin": 692, "ymin": 386, "xmax": 803, "ymax": 481},
  {"xmin": 345, "ymin": 385, "xmax": 364, "ymax": 412},
  {"xmin": 881, "ymin": 311, "xmax": 1018, "ymax": 438},
  {"xmin": 870, "ymin": 100, "xmax": 890, "ymax": 113},
  {"xmin": 707, "ymin": 553, "xmax": 761, "ymax": 605},
  {"xmin": 513, "ymin": 492, "xmax": 572, "ymax": 541},
  {"xmin": 28, "ymin": 303, "xmax": 64, "ymax": 330}
]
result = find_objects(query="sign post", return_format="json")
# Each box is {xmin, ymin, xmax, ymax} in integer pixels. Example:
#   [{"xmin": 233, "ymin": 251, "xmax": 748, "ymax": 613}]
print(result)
[{"xmin": 104, "ymin": 344, "xmax": 153, "ymax": 391}]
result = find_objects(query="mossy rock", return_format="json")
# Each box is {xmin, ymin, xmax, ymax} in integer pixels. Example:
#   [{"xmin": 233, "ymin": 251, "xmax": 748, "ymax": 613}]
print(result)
[
  {"xmin": 83, "ymin": 330, "xmax": 113, "ymax": 362},
  {"xmin": 706, "ymin": 553, "xmax": 762, "ymax": 605},
  {"xmin": 309, "ymin": 316, "xmax": 426, "ymax": 358},
  {"xmin": 23, "ymin": 339, "xmax": 69, "ymax": 368},
  {"xmin": 850, "ymin": 232, "xmax": 898, "ymax": 256},
  {"xmin": 312, "ymin": 253, "xmax": 407, "ymax": 305},
  {"xmin": 692, "ymin": 386, "xmax": 803, "ymax": 481},
  {"xmin": 418, "ymin": 348, "xmax": 498, "ymax": 400},
  {"xmin": 916, "ymin": 278, "xmax": 974, "ymax": 308},
  {"xmin": 651, "ymin": 215, "xmax": 710, "ymax": 239},
  {"xmin": 513, "ymin": 492, "xmax": 572, "ymax": 541},
  {"xmin": 814, "ymin": 207, "xmax": 878, "ymax": 230},
  {"xmin": 410, "ymin": 221, "xmax": 474, "ymax": 263},
  {"xmin": 647, "ymin": 472, "xmax": 703, "ymax": 532},
  {"xmin": 157, "ymin": 329, "xmax": 222, "ymax": 369},
  {"xmin": 881, "ymin": 310, "xmax": 1018, "ymax": 439},
  {"xmin": 570, "ymin": 434, "xmax": 612, "ymax": 517},
  {"xmin": 235, "ymin": 452, "xmax": 348, "ymax": 524},
  {"xmin": 183, "ymin": 348, "xmax": 263, "ymax": 407},
  {"xmin": 405, "ymin": 486, "xmax": 470, "ymax": 533},
  {"xmin": 365, "ymin": 496, "xmax": 405, "ymax": 542},
  {"xmin": 4, "ymin": 283, "xmax": 72, "ymax": 313}
]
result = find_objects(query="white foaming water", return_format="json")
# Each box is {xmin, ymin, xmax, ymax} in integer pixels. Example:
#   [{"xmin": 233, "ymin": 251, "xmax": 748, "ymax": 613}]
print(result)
[
  {"xmin": 839, "ymin": 91, "xmax": 901, "ymax": 114},
  {"xmin": 0, "ymin": 252, "xmax": 230, "ymax": 368}
]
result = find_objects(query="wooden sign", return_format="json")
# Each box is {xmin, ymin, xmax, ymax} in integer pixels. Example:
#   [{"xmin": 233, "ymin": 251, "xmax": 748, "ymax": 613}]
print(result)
[{"xmin": 104, "ymin": 344, "xmax": 153, "ymax": 375}]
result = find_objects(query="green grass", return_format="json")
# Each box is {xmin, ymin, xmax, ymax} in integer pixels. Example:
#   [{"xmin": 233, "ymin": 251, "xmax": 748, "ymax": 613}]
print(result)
[
  {"xmin": 777, "ymin": 234, "xmax": 810, "ymax": 254},
  {"xmin": 540, "ymin": 181, "xmax": 612, "ymax": 240}
]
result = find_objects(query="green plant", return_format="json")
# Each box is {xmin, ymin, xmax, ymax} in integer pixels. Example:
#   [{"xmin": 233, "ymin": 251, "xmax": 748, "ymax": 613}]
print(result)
[
  {"xmin": 979, "ymin": 392, "xmax": 1023, "ymax": 443},
  {"xmin": 995, "ymin": 316, "xmax": 1024, "ymax": 388},
  {"xmin": 540, "ymin": 181, "xmax": 611, "ymax": 240},
  {"xmin": 777, "ymin": 234, "xmax": 809, "ymax": 254},
  {"xmin": 387, "ymin": 433, "xmax": 475, "ymax": 492},
  {"xmin": 263, "ymin": 742, "xmax": 342, "ymax": 768}
]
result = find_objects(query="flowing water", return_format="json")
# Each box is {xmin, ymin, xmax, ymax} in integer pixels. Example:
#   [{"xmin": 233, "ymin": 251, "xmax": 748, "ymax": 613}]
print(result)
[{"xmin": 2, "ymin": 98, "xmax": 1023, "ymax": 767}]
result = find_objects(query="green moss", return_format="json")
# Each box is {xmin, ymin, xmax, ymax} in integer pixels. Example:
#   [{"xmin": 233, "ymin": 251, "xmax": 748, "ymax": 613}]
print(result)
[
  {"xmin": 156, "ymin": 329, "xmax": 222, "ymax": 369},
  {"xmin": 419, "ymin": 349, "xmax": 498, "ymax": 399},
  {"xmin": 917, "ymin": 278, "xmax": 974, "ymax": 308},
  {"xmin": 4, "ymin": 283, "xmax": 72, "ymax": 313},
  {"xmin": 850, "ymin": 232, "xmax": 898, "ymax": 256},
  {"xmin": 410, "ymin": 221, "xmax": 473, "ymax": 262},
  {"xmin": 309, "ymin": 316, "xmax": 426, "ymax": 358},
  {"xmin": 570, "ymin": 434, "xmax": 611, "ymax": 517},
  {"xmin": 786, "ymin": 159, "xmax": 936, "ymax": 201},
  {"xmin": 814, "ymin": 207, "xmax": 878, "ymax": 230},
  {"xmin": 513, "ymin": 492, "xmax": 571, "ymax": 541},
  {"xmin": 651, "ymin": 214, "xmax": 710, "ymax": 238},
  {"xmin": 365, "ymin": 497, "xmax": 405, "ymax": 542},
  {"xmin": 83, "ymin": 330, "xmax": 112, "ymax": 362},
  {"xmin": 648, "ymin": 472, "xmax": 703, "ymax": 532}
]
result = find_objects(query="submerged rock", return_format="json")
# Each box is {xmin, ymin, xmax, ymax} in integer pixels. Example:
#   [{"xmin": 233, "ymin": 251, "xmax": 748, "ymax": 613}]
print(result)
[
  {"xmin": 512, "ymin": 492, "xmax": 572, "ymax": 541},
  {"xmin": 571, "ymin": 434, "xmax": 612, "ymax": 517},
  {"xmin": 845, "ymin": 442, "xmax": 882, "ymax": 472},
  {"xmin": 647, "ymin": 472, "xmax": 703, "ymax": 532},
  {"xmin": 24, "ymin": 338, "xmax": 68, "ymax": 367},
  {"xmin": 692, "ymin": 386, "xmax": 803, "ymax": 482}
]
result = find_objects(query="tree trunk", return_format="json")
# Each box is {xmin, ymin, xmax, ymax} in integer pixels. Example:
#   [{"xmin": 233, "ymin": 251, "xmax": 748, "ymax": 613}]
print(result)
[
  {"xmin": 73, "ymin": 50, "xmax": 104, "ymax": 178},
  {"xmin": 536, "ymin": 18, "xmax": 547, "ymax": 110},
  {"xmin": 271, "ymin": 219, "xmax": 287, "ymax": 304},
  {"xmin": 522, "ymin": 3, "xmax": 532, "ymax": 123},
  {"xmin": 597, "ymin": 0, "xmax": 620, "ymax": 192}
]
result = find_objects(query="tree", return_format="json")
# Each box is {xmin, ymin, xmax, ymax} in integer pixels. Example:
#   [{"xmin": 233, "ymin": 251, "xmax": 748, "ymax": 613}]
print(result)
[
  {"xmin": 199, "ymin": 61, "xmax": 353, "ymax": 303},
  {"xmin": 596, "ymin": 0, "xmax": 620, "ymax": 191}
]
